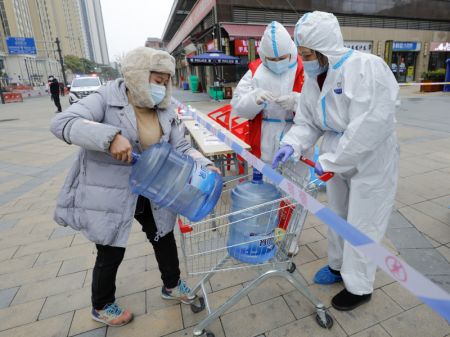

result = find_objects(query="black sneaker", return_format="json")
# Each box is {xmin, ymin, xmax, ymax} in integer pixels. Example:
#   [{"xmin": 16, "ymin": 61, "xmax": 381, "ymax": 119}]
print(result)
[{"xmin": 331, "ymin": 288, "xmax": 372, "ymax": 311}]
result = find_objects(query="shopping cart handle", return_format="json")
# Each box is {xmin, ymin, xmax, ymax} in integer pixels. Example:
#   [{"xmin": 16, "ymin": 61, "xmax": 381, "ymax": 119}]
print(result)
[
  {"xmin": 178, "ymin": 218, "xmax": 193, "ymax": 234},
  {"xmin": 300, "ymin": 156, "xmax": 334, "ymax": 182}
]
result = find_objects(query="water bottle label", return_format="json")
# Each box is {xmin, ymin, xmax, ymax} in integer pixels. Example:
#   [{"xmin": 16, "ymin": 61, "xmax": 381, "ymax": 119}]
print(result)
[{"xmin": 190, "ymin": 164, "xmax": 214, "ymax": 194}]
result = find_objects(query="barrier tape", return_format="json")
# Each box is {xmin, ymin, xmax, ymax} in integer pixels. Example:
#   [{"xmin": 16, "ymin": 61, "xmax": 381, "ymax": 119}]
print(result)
[
  {"xmin": 172, "ymin": 97, "xmax": 450, "ymax": 323},
  {"xmin": 399, "ymin": 82, "xmax": 450, "ymax": 86}
]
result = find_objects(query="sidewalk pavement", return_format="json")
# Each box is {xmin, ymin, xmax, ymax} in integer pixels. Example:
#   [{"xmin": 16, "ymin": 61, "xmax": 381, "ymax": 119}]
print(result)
[{"xmin": 0, "ymin": 93, "xmax": 449, "ymax": 337}]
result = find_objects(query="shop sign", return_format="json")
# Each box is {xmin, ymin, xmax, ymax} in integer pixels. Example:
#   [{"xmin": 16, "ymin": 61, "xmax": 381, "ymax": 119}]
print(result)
[
  {"xmin": 234, "ymin": 39, "xmax": 261, "ymax": 56},
  {"xmin": 344, "ymin": 41, "xmax": 373, "ymax": 53},
  {"xmin": 430, "ymin": 42, "xmax": 450, "ymax": 52},
  {"xmin": 6, "ymin": 37, "xmax": 37, "ymax": 55},
  {"xmin": 167, "ymin": 0, "xmax": 216, "ymax": 53},
  {"xmin": 392, "ymin": 41, "xmax": 421, "ymax": 52}
]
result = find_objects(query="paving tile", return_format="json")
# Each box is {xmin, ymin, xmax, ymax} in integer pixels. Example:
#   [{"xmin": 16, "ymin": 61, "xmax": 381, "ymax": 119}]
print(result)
[
  {"xmin": 0, "ymin": 261, "xmax": 60, "ymax": 290},
  {"xmin": 0, "ymin": 311, "xmax": 73, "ymax": 337},
  {"xmin": 0, "ymin": 218, "xmax": 17, "ymax": 231},
  {"xmin": 411, "ymin": 200, "xmax": 450, "ymax": 225},
  {"xmin": 163, "ymin": 320, "xmax": 225, "ymax": 337},
  {"xmin": 386, "ymin": 227, "xmax": 433, "ymax": 249},
  {"xmin": 59, "ymin": 255, "xmax": 97, "ymax": 276},
  {"xmin": 437, "ymin": 245, "xmax": 450, "ymax": 263},
  {"xmin": 40, "ymin": 286, "xmax": 91, "ymax": 320},
  {"xmin": 115, "ymin": 270, "xmax": 163, "ymax": 298},
  {"xmin": 209, "ymin": 268, "xmax": 259, "ymax": 292},
  {"xmin": 292, "ymin": 245, "xmax": 319, "ymax": 265},
  {"xmin": 267, "ymin": 314, "xmax": 347, "ymax": 337},
  {"xmin": 398, "ymin": 248, "xmax": 450, "ymax": 276},
  {"xmin": 0, "ymin": 298, "xmax": 44, "ymax": 332},
  {"xmin": 399, "ymin": 207, "xmax": 450, "ymax": 244},
  {"xmin": 49, "ymin": 225, "xmax": 78, "ymax": 239},
  {"xmin": 221, "ymin": 297, "xmax": 295, "ymax": 337},
  {"xmin": 12, "ymin": 270, "xmax": 86, "ymax": 305},
  {"xmin": 388, "ymin": 210, "xmax": 413, "ymax": 229},
  {"xmin": 35, "ymin": 242, "xmax": 95, "ymax": 266},
  {"xmin": 72, "ymin": 233, "xmax": 92, "ymax": 246},
  {"xmin": 382, "ymin": 304, "xmax": 450, "ymax": 337},
  {"xmin": 69, "ymin": 306, "xmax": 104, "ymax": 336},
  {"xmin": 297, "ymin": 257, "xmax": 328, "ymax": 285},
  {"xmin": 299, "ymin": 228, "xmax": 325, "ymax": 245},
  {"xmin": 330, "ymin": 289, "xmax": 403, "ymax": 335},
  {"xmin": 123, "ymin": 242, "xmax": 153, "ymax": 261},
  {"xmin": 247, "ymin": 277, "xmax": 294, "ymax": 305},
  {"xmin": 373, "ymin": 269, "xmax": 395, "ymax": 289},
  {"xmin": 283, "ymin": 289, "xmax": 317, "ymax": 319},
  {"xmin": 146, "ymin": 286, "xmax": 181, "ymax": 313},
  {"xmin": 307, "ymin": 239, "xmax": 328, "ymax": 259},
  {"xmin": 0, "ymin": 287, "xmax": 18, "ymax": 309},
  {"xmin": 382, "ymin": 282, "xmax": 421, "ymax": 310},
  {"xmin": 73, "ymin": 327, "xmax": 106, "ymax": 337},
  {"xmin": 0, "ymin": 246, "xmax": 18, "ymax": 262},
  {"xmin": 181, "ymin": 284, "xmax": 252, "ymax": 328},
  {"xmin": 350, "ymin": 324, "xmax": 392, "ymax": 337},
  {"xmin": 0, "ymin": 254, "xmax": 38, "ymax": 275},
  {"xmin": 106, "ymin": 305, "xmax": 182, "ymax": 337}
]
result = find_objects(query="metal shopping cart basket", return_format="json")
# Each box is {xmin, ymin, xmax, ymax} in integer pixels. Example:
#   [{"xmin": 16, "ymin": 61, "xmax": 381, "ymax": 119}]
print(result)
[{"xmin": 177, "ymin": 161, "xmax": 334, "ymax": 337}]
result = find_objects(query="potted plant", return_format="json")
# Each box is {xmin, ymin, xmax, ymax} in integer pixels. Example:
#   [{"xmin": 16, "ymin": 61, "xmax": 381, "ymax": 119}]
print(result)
[{"xmin": 421, "ymin": 69, "xmax": 446, "ymax": 92}]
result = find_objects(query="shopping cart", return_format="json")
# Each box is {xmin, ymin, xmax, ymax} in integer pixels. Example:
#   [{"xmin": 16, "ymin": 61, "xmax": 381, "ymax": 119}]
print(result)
[{"xmin": 178, "ymin": 160, "xmax": 334, "ymax": 337}]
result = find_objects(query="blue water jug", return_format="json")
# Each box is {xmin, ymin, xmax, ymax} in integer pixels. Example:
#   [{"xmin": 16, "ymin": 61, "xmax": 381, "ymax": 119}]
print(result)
[
  {"xmin": 227, "ymin": 170, "xmax": 282, "ymax": 264},
  {"xmin": 129, "ymin": 142, "xmax": 223, "ymax": 221}
]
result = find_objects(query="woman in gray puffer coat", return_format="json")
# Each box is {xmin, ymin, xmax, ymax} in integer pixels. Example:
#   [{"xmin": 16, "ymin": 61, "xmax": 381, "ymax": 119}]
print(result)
[{"xmin": 50, "ymin": 47, "xmax": 219, "ymax": 327}]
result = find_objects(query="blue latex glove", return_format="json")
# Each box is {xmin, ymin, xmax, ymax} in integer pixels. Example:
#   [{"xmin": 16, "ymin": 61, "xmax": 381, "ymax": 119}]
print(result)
[
  {"xmin": 314, "ymin": 161, "xmax": 324, "ymax": 176},
  {"xmin": 272, "ymin": 145, "xmax": 294, "ymax": 169}
]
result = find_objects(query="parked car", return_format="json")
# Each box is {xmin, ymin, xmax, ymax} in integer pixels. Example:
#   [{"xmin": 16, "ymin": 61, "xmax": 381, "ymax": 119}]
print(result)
[{"xmin": 68, "ymin": 75, "xmax": 102, "ymax": 104}]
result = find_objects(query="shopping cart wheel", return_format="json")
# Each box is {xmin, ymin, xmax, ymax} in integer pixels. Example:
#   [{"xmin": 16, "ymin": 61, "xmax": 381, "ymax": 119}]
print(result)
[
  {"xmin": 315, "ymin": 312, "xmax": 333, "ymax": 329},
  {"xmin": 287, "ymin": 262, "xmax": 296, "ymax": 273},
  {"xmin": 198, "ymin": 330, "xmax": 215, "ymax": 337},
  {"xmin": 190, "ymin": 296, "xmax": 205, "ymax": 313}
]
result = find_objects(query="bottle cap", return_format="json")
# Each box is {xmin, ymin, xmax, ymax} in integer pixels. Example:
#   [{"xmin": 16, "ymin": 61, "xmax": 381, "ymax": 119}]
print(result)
[{"xmin": 252, "ymin": 169, "xmax": 263, "ymax": 183}]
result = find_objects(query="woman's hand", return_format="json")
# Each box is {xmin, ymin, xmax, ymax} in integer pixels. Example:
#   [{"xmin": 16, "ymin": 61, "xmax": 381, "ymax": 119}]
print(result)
[
  {"xmin": 110, "ymin": 134, "xmax": 132, "ymax": 163},
  {"xmin": 207, "ymin": 165, "xmax": 222, "ymax": 175}
]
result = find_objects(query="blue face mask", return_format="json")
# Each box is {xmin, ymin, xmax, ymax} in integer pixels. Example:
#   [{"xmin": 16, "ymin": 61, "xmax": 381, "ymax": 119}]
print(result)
[
  {"xmin": 149, "ymin": 83, "xmax": 166, "ymax": 105},
  {"xmin": 266, "ymin": 58, "xmax": 290, "ymax": 74},
  {"xmin": 303, "ymin": 59, "xmax": 328, "ymax": 78}
]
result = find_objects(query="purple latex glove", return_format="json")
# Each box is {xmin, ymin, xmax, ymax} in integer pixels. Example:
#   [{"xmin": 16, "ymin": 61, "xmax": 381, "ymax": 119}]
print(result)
[
  {"xmin": 272, "ymin": 145, "xmax": 294, "ymax": 169},
  {"xmin": 314, "ymin": 161, "xmax": 324, "ymax": 176}
]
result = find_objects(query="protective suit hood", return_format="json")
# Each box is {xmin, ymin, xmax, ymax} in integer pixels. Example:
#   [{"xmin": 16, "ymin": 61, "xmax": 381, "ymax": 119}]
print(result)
[
  {"xmin": 294, "ymin": 11, "xmax": 350, "ymax": 67},
  {"xmin": 121, "ymin": 47, "xmax": 175, "ymax": 109},
  {"xmin": 259, "ymin": 21, "xmax": 297, "ymax": 69}
]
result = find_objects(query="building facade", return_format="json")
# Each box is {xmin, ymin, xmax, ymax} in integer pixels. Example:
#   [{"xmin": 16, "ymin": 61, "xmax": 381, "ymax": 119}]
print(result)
[
  {"xmin": 162, "ymin": 0, "xmax": 450, "ymax": 90},
  {"xmin": 79, "ymin": 0, "xmax": 109, "ymax": 65},
  {"xmin": 0, "ymin": 0, "xmax": 109, "ymax": 87}
]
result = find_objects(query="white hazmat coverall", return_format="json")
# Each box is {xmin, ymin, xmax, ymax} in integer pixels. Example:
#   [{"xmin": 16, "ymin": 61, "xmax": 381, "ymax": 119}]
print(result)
[{"xmin": 281, "ymin": 11, "xmax": 400, "ymax": 295}]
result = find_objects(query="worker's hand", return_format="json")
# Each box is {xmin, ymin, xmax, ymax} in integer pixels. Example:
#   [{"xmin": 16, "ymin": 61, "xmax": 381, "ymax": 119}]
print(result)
[
  {"xmin": 207, "ymin": 165, "xmax": 222, "ymax": 175},
  {"xmin": 110, "ymin": 133, "xmax": 132, "ymax": 163},
  {"xmin": 275, "ymin": 93, "xmax": 299, "ymax": 111},
  {"xmin": 314, "ymin": 162, "xmax": 325, "ymax": 176},
  {"xmin": 255, "ymin": 90, "xmax": 275, "ymax": 105},
  {"xmin": 272, "ymin": 145, "xmax": 294, "ymax": 169}
]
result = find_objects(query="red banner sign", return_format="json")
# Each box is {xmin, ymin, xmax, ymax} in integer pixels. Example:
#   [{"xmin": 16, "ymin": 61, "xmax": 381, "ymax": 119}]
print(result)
[{"xmin": 234, "ymin": 39, "xmax": 261, "ymax": 56}]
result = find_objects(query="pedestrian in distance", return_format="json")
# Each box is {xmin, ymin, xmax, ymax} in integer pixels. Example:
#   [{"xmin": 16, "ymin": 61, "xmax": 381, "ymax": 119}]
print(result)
[
  {"xmin": 49, "ymin": 75, "xmax": 62, "ymax": 112},
  {"xmin": 272, "ymin": 11, "xmax": 399, "ymax": 311},
  {"xmin": 50, "ymin": 47, "xmax": 220, "ymax": 327}
]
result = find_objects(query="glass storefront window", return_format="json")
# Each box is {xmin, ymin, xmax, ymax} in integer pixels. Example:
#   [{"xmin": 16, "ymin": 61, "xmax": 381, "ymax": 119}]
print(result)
[
  {"xmin": 428, "ymin": 52, "xmax": 450, "ymax": 71},
  {"xmin": 391, "ymin": 52, "xmax": 418, "ymax": 82}
]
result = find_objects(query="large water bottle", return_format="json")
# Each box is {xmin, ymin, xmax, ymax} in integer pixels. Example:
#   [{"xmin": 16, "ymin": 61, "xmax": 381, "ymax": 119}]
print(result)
[
  {"xmin": 129, "ymin": 142, "xmax": 223, "ymax": 221},
  {"xmin": 227, "ymin": 170, "xmax": 282, "ymax": 264}
]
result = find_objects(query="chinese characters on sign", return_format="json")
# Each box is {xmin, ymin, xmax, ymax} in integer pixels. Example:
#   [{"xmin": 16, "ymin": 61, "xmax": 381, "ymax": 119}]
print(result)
[
  {"xmin": 392, "ymin": 41, "xmax": 421, "ymax": 52},
  {"xmin": 234, "ymin": 39, "xmax": 261, "ymax": 56},
  {"xmin": 343, "ymin": 41, "xmax": 373, "ymax": 54},
  {"xmin": 6, "ymin": 37, "xmax": 37, "ymax": 55},
  {"xmin": 430, "ymin": 42, "xmax": 450, "ymax": 52}
]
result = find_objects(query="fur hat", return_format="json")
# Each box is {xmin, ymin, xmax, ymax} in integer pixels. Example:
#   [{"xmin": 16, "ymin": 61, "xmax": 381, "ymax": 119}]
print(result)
[{"xmin": 121, "ymin": 47, "xmax": 175, "ymax": 109}]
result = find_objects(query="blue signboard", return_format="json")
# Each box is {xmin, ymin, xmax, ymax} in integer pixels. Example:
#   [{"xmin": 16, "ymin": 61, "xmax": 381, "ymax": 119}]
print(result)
[
  {"xmin": 392, "ymin": 41, "xmax": 421, "ymax": 52},
  {"xmin": 6, "ymin": 37, "xmax": 37, "ymax": 55}
]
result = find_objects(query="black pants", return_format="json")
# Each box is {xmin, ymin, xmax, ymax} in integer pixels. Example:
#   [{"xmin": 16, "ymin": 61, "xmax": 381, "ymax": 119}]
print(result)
[
  {"xmin": 91, "ymin": 196, "xmax": 180, "ymax": 309},
  {"xmin": 52, "ymin": 94, "xmax": 61, "ymax": 112}
]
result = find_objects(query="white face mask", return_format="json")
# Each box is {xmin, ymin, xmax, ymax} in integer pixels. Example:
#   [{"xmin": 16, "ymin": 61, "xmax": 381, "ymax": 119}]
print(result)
[
  {"xmin": 303, "ymin": 59, "xmax": 328, "ymax": 78},
  {"xmin": 149, "ymin": 83, "xmax": 166, "ymax": 105},
  {"xmin": 266, "ymin": 58, "xmax": 290, "ymax": 74}
]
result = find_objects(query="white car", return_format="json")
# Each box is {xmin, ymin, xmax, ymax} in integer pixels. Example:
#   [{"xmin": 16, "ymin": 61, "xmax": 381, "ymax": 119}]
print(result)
[{"xmin": 68, "ymin": 76, "xmax": 102, "ymax": 104}]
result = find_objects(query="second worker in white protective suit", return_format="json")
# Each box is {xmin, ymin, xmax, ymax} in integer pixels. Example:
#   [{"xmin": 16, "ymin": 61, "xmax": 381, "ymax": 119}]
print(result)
[
  {"xmin": 272, "ymin": 11, "xmax": 400, "ymax": 311},
  {"xmin": 231, "ymin": 21, "xmax": 313, "ymax": 256}
]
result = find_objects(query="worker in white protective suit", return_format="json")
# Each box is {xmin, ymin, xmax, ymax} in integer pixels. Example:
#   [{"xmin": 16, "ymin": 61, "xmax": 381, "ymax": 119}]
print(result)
[
  {"xmin": 231, "ymin": 21, "xmax": 313, "ymax": 256},
  {"xmin": 272, "ymin": 11, "xmax": 399, "ymax": 311}
]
